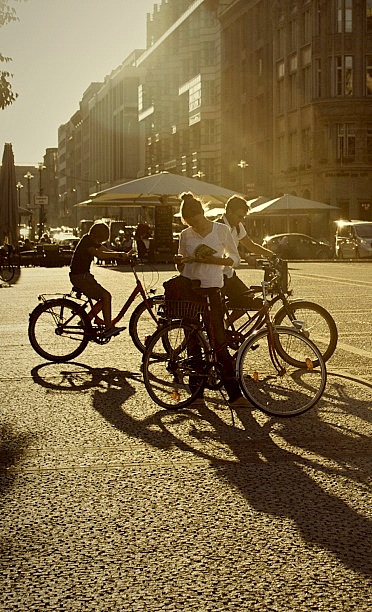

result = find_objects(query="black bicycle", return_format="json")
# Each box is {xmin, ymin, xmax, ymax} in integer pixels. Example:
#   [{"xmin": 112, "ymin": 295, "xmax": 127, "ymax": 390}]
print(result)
[
  {"xmin": 133, "ymin": 258, "xmax": 338, "ymax": 364},
  {"xmin": 142, "ymin": 277, "xmax": 327, "ymax": 416},
  {"xmin": 0, "ymin": 247, "xmax": 15, "ymax": 283}
]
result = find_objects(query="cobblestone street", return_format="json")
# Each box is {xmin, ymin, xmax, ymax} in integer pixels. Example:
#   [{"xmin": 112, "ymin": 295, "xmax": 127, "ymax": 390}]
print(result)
[{"xmin": 0, "ymin": 262, "xmax": 371, "ymax": 611}]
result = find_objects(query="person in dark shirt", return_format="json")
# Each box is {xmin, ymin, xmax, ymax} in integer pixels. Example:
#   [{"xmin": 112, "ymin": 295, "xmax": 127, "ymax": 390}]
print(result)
[{"xmin": 70, "ymin": 222, "xmax": 133, "ymax": 339}]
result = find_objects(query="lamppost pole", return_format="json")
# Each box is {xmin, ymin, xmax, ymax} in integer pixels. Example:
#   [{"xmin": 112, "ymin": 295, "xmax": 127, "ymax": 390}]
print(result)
[
  {"xmin": 24, "ymin": 171, "xmax": 34, "ymax": 240},
  {"xmin": 16, "ymin": 181, "xmax": 23, "ymax": 207},
  {"xmin": 36, "ymin": 162, "xmax": 46, "ymax": 239},
  {"xmin": 237, "ymin": 159, "xmax": 248, "ymax": 194}
]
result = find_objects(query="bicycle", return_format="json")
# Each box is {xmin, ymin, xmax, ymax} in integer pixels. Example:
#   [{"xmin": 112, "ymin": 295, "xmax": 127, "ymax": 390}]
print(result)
[
  {"xmin": 28, "ymin": 259, "xmax": 161, "ymax": 362},
  {"xmin": 142, "ymin": 276, "xmax": 327, "ymax": 417},
  {"xmin": 133, "ymin": 258, "xmax": 338, "ymax": 364},
  {"xmin": 0, "ymin": 248, "xmax": 15, "ymax": 283}
]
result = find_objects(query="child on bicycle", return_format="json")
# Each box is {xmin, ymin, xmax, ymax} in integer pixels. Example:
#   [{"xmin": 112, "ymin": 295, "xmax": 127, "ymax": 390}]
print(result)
[{"xmin": 70, "ymin": 222, "xmax": 133, "ymax": 339}]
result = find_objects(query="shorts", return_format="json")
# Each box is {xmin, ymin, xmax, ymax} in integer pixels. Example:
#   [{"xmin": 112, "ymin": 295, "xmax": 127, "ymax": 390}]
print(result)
[
  {"xmin": 223, "ymin": 271, "xmax": 263, "ymax": 310},
  {"xmin": 69, "ymin": 272, "xmax": 108, "ymax": 300}
]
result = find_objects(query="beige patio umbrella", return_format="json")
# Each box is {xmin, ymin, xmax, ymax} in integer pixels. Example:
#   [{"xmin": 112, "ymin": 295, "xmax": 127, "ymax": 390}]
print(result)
[{"xmin": 76, "ymin": 171, "xmax": 244, "ymax": 208}]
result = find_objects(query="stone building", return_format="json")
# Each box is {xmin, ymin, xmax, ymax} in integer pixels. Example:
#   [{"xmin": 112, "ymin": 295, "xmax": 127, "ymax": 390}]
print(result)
[{"xmin": 56, "ymin": 0, "xmax": 372, "ymax": 229}]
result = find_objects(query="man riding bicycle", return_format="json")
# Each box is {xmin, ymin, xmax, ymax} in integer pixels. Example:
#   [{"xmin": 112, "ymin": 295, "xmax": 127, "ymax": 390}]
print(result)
[{"xmin": 219, "ymin": 195, "xmax": 275, "ymax": 325}]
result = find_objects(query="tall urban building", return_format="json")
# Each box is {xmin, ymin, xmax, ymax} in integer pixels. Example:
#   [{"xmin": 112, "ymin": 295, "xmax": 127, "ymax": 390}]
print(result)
[
  {"xmin": 138, "ymin": 0, "xmax": 222, "ymax": 183},
  {"xmin": 56, "ymin": 0, "xmax": 372, "ymax": 231},
  {"xmin": 218, "ymin": 0, "xmax": 372, "ymax": 221},
  {"xmin": 57, "ymin": 51, "xmax": 144, "ymax": 225}
]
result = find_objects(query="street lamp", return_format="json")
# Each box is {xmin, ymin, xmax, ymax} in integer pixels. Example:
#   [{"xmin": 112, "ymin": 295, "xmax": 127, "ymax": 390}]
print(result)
[
  {"xmin": 24, "ymin": 171, "xmax": 34, "ymax": 240},
  {"xmin": 192, "ymin": 171, "xmax": 206, "ymax": 180},
  {"xmin": 237, "ymin": 159, "xmax": 248, "ymax": 194},
  {"xmin": 16, "ymin": 181, "xmax": 24, "ymax": 207},
  {"xmin": 35, "ymin": 162, "xmax": 46, "ymax": 239}
]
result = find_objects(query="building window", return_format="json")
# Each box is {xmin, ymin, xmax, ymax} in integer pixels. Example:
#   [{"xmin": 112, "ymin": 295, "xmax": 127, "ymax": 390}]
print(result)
[
  {"xmin": 277, "ymin": 60, "xmax": 285, "ymax": 79},
  {"xmin": 315, "ymin": 0, "xmax": 321, "ymax": 35},
  {"xmin": 301, "ymin": 128, "xmax": 311, "ymax": 166},
  {"xmin": 203, "ymin": 119, "xmax": 215, "ymax": 145},
  {"xmin": 289, "ymin": 19, "xmax": 297, "ymax": 50},
  {"xmin": 289, "ymin": 131, "xmax": 297, "ymax": 167},
  {"xmin": 277, "ymin": 133, "xmax": 285, "ymax": 171},
  {"xmin": 368, "ymin": 1, "xmax": 372, "ymax": 33},
  {"xmin": 302, "ymin": 65, "xmax": 311, "ymax": 103},
  {"xmin": 277, "ymin": 61, "xmax": 285, "ymax": 113},
  {"xmin": 367, "ymin": 56, "xmax": 372, "ymax": 95},
  {"xmin": 334, "ymin": 56, "xmax": 353, "ymax": 96},
  {"xmin": 303, "ymin": 8, "xmax": 311, "ymax": 43},
  {"xmin": 290, "ymin": 72, "xmax": 297, "ymax": 109},
  {"xmin": 367, "ymin": 125, "xmax": 372, "ymax": 159},
  {"xmin": 336, "ymin": 0, "xmax": 352, "ymax": 33},
  {"xmin": 315, "ymin": 58, "xmax": 322, "ymax": 97},
  {"xmin": 203, "ymin": 41, "xmax": 215, "ymax": 67},
  {"xmin": 277, "ymin": 78, "xmax": 285, "ymax": 113},
  {"xmin": 276, "ymin": 27, "xmax": 285, "ymax": 57},
  {"xmin": 337, "ymin": 124, "xmax": 355, "ymax": 160}
]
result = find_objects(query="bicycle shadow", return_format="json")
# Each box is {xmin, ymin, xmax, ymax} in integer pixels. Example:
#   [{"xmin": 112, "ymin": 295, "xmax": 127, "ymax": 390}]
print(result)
[
  {"xmin": 29, "ymin": 361, "xmax": 372, "ymax": 576},
  {"xmin": 30, "ymin": 361, "xmax": 184, "ymax": 452},
  {"xmin": 186, "ymin": 390, "xmax": 372, "ymax": 577},
  {"xmin": 0, "ymin": 423, "xmax": 35, "ymax": 498}
]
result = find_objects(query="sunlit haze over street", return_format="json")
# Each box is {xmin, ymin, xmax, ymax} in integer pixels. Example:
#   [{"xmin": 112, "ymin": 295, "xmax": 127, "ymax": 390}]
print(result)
[{"xmin": 1, "ymin": 0, "xmax": 155, "ymax": 164}]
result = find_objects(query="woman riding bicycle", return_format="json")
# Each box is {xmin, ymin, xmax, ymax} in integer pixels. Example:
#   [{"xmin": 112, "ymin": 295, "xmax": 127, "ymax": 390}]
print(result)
[{"xmin": 175, "ymin": 192, "xmax": 249, "ymax": 406}]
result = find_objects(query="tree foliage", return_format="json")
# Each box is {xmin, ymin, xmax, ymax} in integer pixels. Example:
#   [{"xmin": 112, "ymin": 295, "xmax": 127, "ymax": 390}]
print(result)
[{"xmin": 0, "ymin": 1, "xmax": 25, "ymax": 110}]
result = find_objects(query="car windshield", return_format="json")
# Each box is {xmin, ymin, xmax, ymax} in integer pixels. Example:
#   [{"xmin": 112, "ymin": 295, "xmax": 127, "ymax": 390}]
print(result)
[{"xmin": 355, "ymin": 224, "xmax": 372, "ymax": 238}]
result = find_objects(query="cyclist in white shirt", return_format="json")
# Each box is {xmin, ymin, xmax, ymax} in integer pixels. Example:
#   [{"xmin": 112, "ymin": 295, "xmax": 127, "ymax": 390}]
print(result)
[
  {"xmin": 175, "ymin": 191, "xmax": 248, "ymax": 406},
  {"xmin": 219, "ymin": 195, "xmax": 274, "ymax": 325}
]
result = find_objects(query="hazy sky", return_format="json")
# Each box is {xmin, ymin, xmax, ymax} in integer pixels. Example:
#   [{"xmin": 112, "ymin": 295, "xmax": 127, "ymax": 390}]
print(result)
[{"xmin": 1, "ymin": 0, "xmax": 156, "ymax": 164}]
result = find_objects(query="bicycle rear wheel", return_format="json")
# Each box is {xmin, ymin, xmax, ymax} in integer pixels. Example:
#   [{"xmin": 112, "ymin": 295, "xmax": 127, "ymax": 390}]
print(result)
[
  {"xmin": 0, "ymin": 263, "xmax": 15, "ymax": 283},
  {"xmin": 237, "ymin": 326, "xmax": 327, "ymax": 416},
  {"xmin": 28, "ymin": 298, "xmax": 90, "ymax": 362},
  {"xmin": 274, "ymin": 300, "xmax": 338, "ymax": 365},
  {"xmin": 142, "ymin": 321, "xmax": 209, "ymax": 410}
]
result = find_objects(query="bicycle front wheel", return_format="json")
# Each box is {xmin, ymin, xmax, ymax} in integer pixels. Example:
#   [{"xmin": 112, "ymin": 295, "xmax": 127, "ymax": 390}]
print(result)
[
  {"xmin": 274, "ymin": 300, "xmax": 338, "ymax": 365},
  {"xmin": 129, "ymin": 296, "xmax": 161, "ymax": 353},
  {"xmin": 142, "ymin": 321, "xmax": 209, "ymax": 410},
  {"xmin": 237, "ymin": 327, "xmax": 327, "ymax": 416},
  {"xmin": 28, "ymin": 298, "xmax": 90, "ymax": 362}
]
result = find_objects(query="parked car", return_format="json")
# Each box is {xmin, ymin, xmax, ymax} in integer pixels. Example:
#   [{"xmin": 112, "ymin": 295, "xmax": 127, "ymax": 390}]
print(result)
[
  {"xmin": 335, "ymin": 220, "xmax": 372, "ymax": 259},
  {"xmin": 262, "ymin": 233, "xmax": 333, "ymax": 259}
]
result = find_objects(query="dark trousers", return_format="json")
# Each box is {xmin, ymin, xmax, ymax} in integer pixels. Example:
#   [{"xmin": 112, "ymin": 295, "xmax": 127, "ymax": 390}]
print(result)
[{"xmin": 200, "ymin": 287, "xmax": 241, "ymax": 402}]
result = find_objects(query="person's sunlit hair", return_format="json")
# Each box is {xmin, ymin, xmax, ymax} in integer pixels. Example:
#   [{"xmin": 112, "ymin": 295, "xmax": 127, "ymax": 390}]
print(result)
[{"xmin": 179, "ymin": 191, "xmax": 204, "ymax": 224}]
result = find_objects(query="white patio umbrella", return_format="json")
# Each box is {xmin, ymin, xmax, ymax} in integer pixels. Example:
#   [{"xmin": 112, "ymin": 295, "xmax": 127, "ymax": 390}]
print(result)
[{"xmin": 76, "ymin": 172, "xmax": 244, "ymax": 208}]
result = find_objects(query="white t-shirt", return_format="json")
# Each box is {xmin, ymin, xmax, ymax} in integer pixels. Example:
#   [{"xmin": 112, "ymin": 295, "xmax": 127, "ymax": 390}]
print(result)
[
  {"xmin": 178, "ymin": 221, "xmax": 240, "ymax": 288},
  {"xmin": 220, "ymin": 214, "xmax": 247, "ymax": 278}
]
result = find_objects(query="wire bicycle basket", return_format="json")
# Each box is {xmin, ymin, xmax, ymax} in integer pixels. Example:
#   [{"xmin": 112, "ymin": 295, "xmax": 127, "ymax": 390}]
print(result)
[{"xmin": 160, "ymin": 299, "xmax": 208, "ymax": 320}]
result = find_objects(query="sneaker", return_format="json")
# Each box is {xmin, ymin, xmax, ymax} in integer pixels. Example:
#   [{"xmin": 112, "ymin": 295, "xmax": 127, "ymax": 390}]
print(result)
[{"xmin": 102, "ymin": 326, "xmax": 126, "ymax": 339}]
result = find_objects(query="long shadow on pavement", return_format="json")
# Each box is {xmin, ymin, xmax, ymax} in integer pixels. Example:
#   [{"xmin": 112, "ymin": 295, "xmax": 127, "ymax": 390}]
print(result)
[{"xmin": 30, "ymin": 362, "xmax": 372, "ymax": 577}]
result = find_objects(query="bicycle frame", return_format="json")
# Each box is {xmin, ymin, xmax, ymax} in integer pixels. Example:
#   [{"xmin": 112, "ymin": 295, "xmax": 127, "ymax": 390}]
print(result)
[
  {"xmin": 233, "ymin": 279, "xmax": 297, "ymax": 377},
  {"xmin": 224, "ymin": 261, "xmax": 295, "ymax": 340},
  {"xmin": 74, "ymin": 263, "xmax": 159, "ymax": 329}
]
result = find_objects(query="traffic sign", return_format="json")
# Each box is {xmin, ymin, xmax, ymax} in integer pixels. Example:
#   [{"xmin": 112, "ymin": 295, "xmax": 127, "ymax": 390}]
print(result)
[{"xmin": 34, "ymin": 195, "xmax": 49, "ymax": 206}]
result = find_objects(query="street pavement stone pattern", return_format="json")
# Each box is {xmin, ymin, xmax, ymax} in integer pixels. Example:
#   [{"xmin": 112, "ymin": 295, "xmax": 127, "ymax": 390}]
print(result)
[{"xmin": 0, "ymin": 261, "xmax": 371, "ymax": 611}]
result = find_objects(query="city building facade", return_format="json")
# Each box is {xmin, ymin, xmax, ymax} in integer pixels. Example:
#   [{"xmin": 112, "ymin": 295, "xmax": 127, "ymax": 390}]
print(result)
[
  {"xmin": 57, "ymin": 51, "xmax": 144, "ymax": 226},
  {"xmin": 54, "ymin": 0, "xmax": 372, "ymax": 234},
  {"xmin": 218, "ymin": 0, "xmax": 372, "ymax": 222}
]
